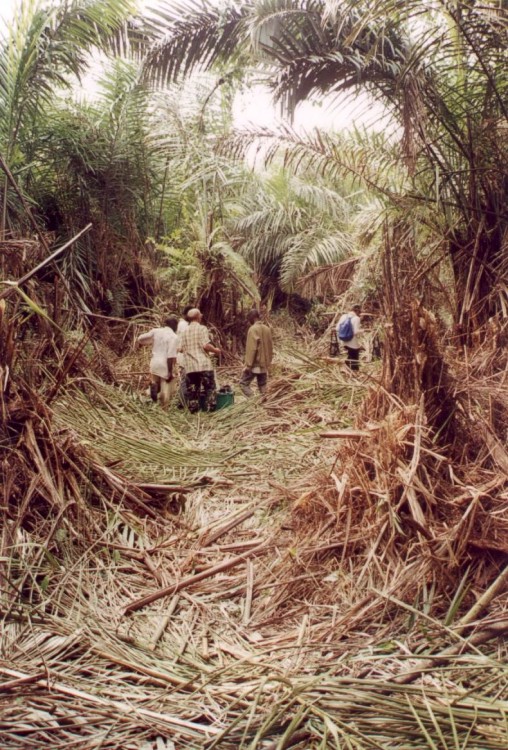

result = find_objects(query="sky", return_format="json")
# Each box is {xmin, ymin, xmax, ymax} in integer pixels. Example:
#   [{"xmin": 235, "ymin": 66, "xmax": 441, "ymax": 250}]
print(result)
[
  {"xmin": 0, "ymin": 0, "xmax": 21, "ymax": 27},
  {"xmin": 233, "ymin": 86, "xmax": 388, "ymax": 134},
  {"xmin": 1, "ymin": 0, "xmax": 390, "ymax": 134}
]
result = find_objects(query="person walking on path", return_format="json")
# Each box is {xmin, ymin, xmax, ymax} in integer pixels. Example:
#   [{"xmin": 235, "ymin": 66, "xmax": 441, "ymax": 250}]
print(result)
[
  {"xmin": 176, "ymin": 306, "xmax": 192, "ymax": 340},
  {"xmin": 240, "ymin": 309, "xmax": 273, "ymax": 397},
  {"xmin": 176, "ymin": 305, "xmax": 192, "ymax": 404},
  {"xmin": 137, "ymin": 317, "xmax": 179, "ymax": 405},
  {"xmin": 178, "ymin": 308, "xmax": 221, "ymax": 413},
  {"xmin": 337, "ymin": 304, "xmax": 362, "ymax": 371}
]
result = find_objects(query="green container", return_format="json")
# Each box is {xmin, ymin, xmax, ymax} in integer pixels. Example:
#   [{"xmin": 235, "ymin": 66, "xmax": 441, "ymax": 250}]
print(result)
[{"xmin": 215, "ymin": 391, "xmax": 234, "ymax": 410}]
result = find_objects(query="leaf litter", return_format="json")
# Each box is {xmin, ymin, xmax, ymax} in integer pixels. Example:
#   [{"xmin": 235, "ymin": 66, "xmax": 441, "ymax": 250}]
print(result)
[{"xmin": 1, "ymin": 324, "xmax": 508, "ymax": 749}]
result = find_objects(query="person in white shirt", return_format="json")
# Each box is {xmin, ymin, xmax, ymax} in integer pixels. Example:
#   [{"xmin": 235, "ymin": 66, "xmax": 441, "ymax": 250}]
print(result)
[
  {"xmin": 176, "ymin": 306, "xmax": 192, "ymax": 347},
  {"xmin": 176, "ymin": 306, "xmax": 192, "ymax": 405},
  {"xmin": 337, "ymin": 304, "xmax": 362, "ymax": 371},
  {"xmin": 137, "ymin": 317, "xmax": 179, "ymax": 404}
]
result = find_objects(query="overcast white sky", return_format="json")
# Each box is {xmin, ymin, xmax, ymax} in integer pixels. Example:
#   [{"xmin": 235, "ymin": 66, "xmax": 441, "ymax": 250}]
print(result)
[
  {"xmin": 0, "ymin": 0, "xmax": 21, "ymax": 26},
  {"xmin": 1, "ymin": 0, "xmax": 390, "ymax": 134}
]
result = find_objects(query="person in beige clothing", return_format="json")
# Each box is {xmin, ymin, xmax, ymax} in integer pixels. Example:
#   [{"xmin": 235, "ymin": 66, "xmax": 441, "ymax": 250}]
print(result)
[
  {"xmin": 240, "ymin": 309, "xmax": 273, "ymax": 397},
  {"xmin": 178, "ymin": 308, "xmax": 221, "ymax": 413}
]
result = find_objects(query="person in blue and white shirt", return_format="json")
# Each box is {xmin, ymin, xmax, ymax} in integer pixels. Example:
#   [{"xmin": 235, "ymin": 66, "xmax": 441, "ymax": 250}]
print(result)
[{"xmin": 337, "ymin": 304, "xmax": 362, "ymax": 371}]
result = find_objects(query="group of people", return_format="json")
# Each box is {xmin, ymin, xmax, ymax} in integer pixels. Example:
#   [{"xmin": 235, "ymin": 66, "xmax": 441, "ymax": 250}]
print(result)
[
  {"xmin": 136, "ymin": 306, "xmax": 274, "ymax": 412},
  {"xmin": 136, "ymin": 302, "xmax": 363, "ymax": 412}
]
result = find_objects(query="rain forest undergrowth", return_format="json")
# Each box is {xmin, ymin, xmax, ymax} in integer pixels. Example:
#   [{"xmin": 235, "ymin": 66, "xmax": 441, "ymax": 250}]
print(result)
[
  {"xmin": 1, "ymin": 317, "xmax": 508, "ymax": 749},
  {"xmin": 1, "ymin": 0, "xmax": 508, "ymax": 746}
]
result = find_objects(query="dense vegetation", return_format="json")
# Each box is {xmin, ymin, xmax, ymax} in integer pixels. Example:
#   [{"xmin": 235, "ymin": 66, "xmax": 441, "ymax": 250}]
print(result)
[{"xmin": 1, "ymin": 1, "xmax": 507, "ymax": 748}]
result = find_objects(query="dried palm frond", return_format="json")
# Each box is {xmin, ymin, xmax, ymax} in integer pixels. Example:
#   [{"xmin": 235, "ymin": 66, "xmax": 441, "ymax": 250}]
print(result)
[
  {"xmin": 296, "ymin": 256, "xmax": 360, "ymax": 299},
  {"xmin": 2, "ymin": 264, "xmax": 508, "ymax": 749}
]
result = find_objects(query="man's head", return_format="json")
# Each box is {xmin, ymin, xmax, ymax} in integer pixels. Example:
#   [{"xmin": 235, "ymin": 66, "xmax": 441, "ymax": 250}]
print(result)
[
  {"xmin": 187, "ymin": 308, "xmax": 202, "ymax": 322},
  {"xmin": 247, "ymin": 309, "xmax": 260, "ymax": 324},
  {"xmin": 182, "ymin": 305, "xmax": 193, "ymax": 319},
  {"xmin": 352, "ymin": 304, "xmax": 361, "ymax": 315},
  {"xmin": 164, "ymin": 316, "xmax": 178, "ymax": 332}
]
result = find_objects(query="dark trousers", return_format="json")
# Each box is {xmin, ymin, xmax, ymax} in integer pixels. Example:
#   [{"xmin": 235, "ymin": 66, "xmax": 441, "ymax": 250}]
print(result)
[
  {"xmin": 239, "ymin": 369, "xmax": 267, "ymax": 396},
  {"xmin": 185, "ymin": 370, "xmax": 216, "ymax": 413},
  {"xmin": 344, "ymin": 347, "xmax": 360, "ymax": 371}
]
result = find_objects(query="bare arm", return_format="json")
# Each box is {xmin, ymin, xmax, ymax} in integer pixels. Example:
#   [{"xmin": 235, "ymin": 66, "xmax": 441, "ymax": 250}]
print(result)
[
  {"xmin": 166, "ymin": 357, "xmax": 176, "ymax": 380},
  {"xmin": 204, "ymin": 342, "xmax": 221, "ymax": 356},
  {"xmin": 136, "ymin": 331, "xmax": 153, "ymax": 347}
]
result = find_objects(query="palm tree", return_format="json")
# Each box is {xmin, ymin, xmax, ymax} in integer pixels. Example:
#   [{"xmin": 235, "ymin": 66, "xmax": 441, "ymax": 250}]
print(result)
[
  {"xmin": 146, "ymin": 0, "xmax": 508, "ymax": 337},
  {"xmin": 30, "ymin": 58, "xmax": 162, "ymax": 313},
  {"xmin": 0, "ymin": 0, "xmax": 144, "ymax": 237},
  {"xmin": 233, "ymin": 166, "xmax": 358, "ymax": 297},
  {"xmin": 147, "ymin": 81, "xmax": 262, "ymax": 330},
  {"xmin": 0, "ymin": 0, "xmax": 175, "ymax": 317}
]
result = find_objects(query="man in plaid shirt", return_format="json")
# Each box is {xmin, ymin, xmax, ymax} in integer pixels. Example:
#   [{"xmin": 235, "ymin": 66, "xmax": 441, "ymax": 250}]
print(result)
[{"xmin": 178, "ymin": 308, "xmax": 221, "ymax": 412}]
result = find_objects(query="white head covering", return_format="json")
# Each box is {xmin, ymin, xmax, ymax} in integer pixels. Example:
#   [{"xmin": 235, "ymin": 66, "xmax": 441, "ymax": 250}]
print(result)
[{"xmin": 187, "ymin": 308, "xmax": 201, "ymax": 320}]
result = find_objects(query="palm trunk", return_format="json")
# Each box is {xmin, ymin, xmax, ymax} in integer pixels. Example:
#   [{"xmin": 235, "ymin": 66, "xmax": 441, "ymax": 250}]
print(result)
[
  {"xmin": 381, "ymin": 223, "xmax": 456, "ymax": 442},
  {"xmin": 450, "ymin": 216, "xmax": 505, "ymax": 344}
]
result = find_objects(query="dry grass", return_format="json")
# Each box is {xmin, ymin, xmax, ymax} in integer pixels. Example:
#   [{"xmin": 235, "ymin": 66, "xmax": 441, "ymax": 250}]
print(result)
[{"xmin": 1, "ymin": 316, "xmax": 508, "ymax": 748}]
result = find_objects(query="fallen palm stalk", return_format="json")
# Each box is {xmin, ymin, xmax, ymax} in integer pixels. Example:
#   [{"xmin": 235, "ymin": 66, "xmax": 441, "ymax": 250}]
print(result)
[
  {"xmin": 3, "ymin": 298, "xmax": 508, "ymax": 748},
  {"xmin": 392, "ymin": 618, "xmax": 508, "ymax": 685},
  {"xmin": 0, "ymin": 666, "xmax": 220, "ymax": 738},
  {"xmin": 124, "ymin": 540, "xmax": 269, "ymax": 615},
  {"xmin": 319, "ymin": 429, "xmax": 373, "ymax": 439}
]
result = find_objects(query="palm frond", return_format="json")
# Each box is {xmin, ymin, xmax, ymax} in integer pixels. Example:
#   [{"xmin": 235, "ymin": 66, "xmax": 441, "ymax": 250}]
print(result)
[
  {"xmin": 296, "ymin": 255, "xmax": 360, "ymax": 298},
  {"xmin": 143, "ymin": 0, "xmax": 249, "ymax": 88},
  {"xmin": 289, "ymin": 179, "xmax": 354, "ymax": 220},
  {"xmin": 213, "ymin": 240, "xmax": 260, "ymax": 301},
  {"xmin": 280, "ymin": 230, "xmax": 356, "ymax": 290},
  {"xmin": 228, "ymin": 154, "xmax": 363, "ymax": 291},
  {"xmin": 223, "ymin": 123, "xmax": 407, "ymax": 200},
  {"xmin": 0, "ymin": 0, "xmax": 138, "ymax": 158}
]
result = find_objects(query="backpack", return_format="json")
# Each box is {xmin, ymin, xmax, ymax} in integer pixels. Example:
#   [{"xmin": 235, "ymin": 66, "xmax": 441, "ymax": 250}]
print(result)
[{"xmin": 337, "ymin": 315, "xmax": 354, "ymax": 342}]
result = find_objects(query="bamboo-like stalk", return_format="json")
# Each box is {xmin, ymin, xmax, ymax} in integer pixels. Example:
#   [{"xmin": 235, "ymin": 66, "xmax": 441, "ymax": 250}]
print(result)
[
  {"xmin": 0, "ymin": 666, "xmax": 220, "ymax": 738},
  {"xmin": 3, "ymin": 305, "xmax": 508, "ymax": 749},
  {"xmin": 124, "ymin": 541, "xmax": 268, "ymax": 615},
  {"xmin": 455, "ymin": 563, "xmax": 508, "ymax": 633}
]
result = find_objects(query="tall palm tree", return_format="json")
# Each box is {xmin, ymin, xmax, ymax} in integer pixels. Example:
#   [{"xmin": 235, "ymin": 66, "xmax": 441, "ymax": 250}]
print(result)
[
  {"xmin": 147, "ymin": 81, "xmax": 262, "ymax": 327},
  {"xmin": 0, "ymin": 0, "xmax": 143, "ymax": 236},
  {"xmin": 146, "ymin": 0, "xmax": 508, "ymax": 336},
  {"xmin": 30, "ymin": 58, "xmax": 161, "ymax": 313}
]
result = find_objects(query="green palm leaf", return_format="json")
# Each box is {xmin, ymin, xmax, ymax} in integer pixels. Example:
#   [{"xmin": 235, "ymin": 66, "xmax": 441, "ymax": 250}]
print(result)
[{"xmin": 143, "ymin": 0, "xmax": 250, "ymax": 87}]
